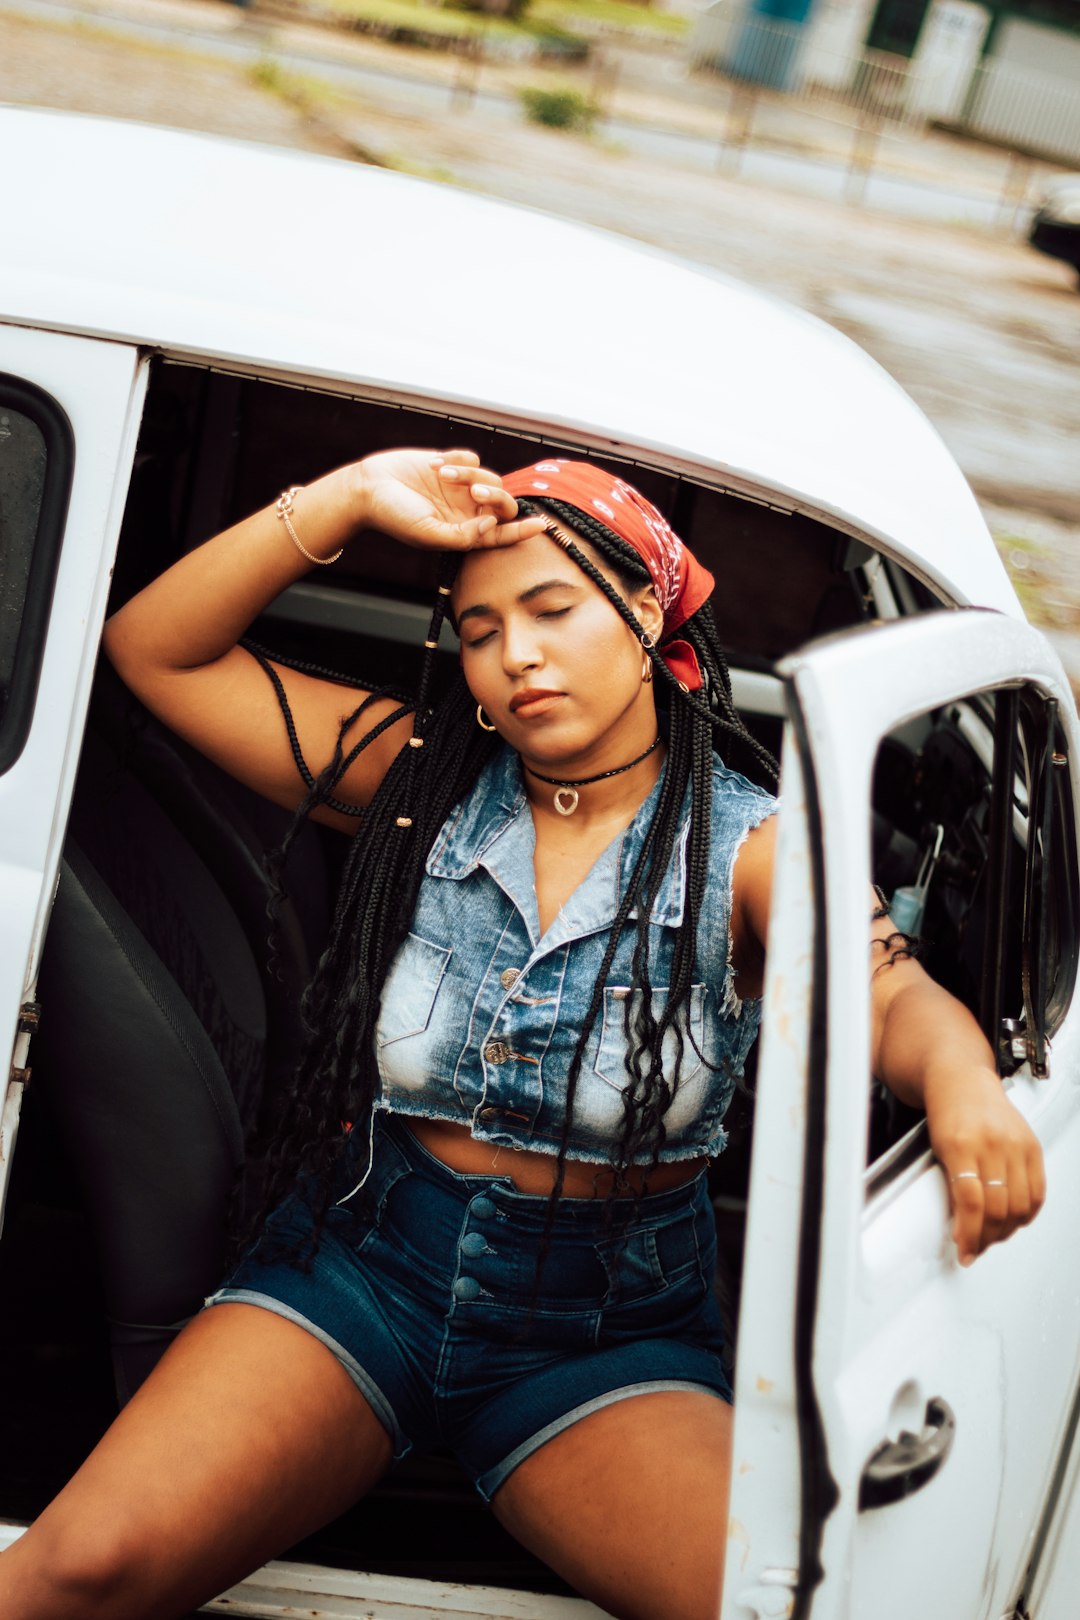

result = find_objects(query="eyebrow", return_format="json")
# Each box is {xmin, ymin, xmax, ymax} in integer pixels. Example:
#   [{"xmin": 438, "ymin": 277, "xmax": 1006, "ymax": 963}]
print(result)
[{"xmin": 457, "ymin": 579, "xmax": 583, "ymax": 626}]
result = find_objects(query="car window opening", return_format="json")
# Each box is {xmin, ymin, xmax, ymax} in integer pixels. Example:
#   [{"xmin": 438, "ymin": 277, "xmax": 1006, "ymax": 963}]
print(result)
[
  {"xmin": 3, "ymin": 353, "xmax": 950, "ymax": 1594},
  {"xmin": 865, "ymin": 685, "xmax": 1078, "ymax": 1193}
]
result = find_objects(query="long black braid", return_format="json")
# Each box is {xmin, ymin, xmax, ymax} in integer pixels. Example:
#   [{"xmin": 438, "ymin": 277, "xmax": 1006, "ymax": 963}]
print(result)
[
  {"xmin": 513, "ymin": 499, "xmax": 777, "ymax": 1249},
  {"xmin": 250, "ymin": 496, "xmax": 778, "ymax": 1265}
]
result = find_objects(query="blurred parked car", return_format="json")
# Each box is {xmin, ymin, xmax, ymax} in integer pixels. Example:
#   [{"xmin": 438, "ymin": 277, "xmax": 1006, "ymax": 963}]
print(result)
[
  {"xmin": 1028, "ymin": 174, "xmax": 1080, "ymax": 281},
  {"xmin": 4, "ymin": 104, "xmax": 1080, "ymax": 1620}
]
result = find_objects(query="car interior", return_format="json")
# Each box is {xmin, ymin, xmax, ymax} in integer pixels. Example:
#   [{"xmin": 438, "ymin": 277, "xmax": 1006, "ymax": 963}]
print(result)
[{"xmin": 1, "ymin": 357, "xmax": 1075, "ymax": 1597}]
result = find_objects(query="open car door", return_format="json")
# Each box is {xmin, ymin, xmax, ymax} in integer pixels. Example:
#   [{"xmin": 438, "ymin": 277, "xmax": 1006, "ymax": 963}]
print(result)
[
  {"xmin": 724, "ymin": 609, "xmax": 1080, "ymax": 1620},
  {"xmin": 0, "ymin": 326, "xmax": 145, "ymax": 1231}
]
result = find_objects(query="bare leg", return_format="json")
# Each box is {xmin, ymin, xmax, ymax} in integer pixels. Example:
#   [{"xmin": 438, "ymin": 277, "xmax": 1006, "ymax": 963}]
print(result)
[
  {"xmin": 492, "ymin": 1391, "xmax": 731, "ymax": 1620},
  {"xmin": 0, "ymin": 1303, "xmax": 394, "ymax": 1620}
]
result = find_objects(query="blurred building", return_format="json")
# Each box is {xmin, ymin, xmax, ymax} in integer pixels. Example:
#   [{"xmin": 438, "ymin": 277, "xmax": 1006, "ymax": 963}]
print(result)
[{"xmin": 690, "ymin": 0, "xmax": 1080, "ymax": 162}]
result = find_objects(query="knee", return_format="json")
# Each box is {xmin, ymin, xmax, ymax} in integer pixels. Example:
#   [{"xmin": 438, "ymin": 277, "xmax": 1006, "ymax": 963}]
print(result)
[{"xmin": 1, "ymin": 1517, "xmax": 150, "ymax": 1620}]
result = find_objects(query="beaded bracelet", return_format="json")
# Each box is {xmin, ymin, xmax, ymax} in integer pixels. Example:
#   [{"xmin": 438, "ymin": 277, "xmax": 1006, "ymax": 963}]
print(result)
[{"xmin": 276, "ymin": 485, "xmax": 343, "ymax": 566}]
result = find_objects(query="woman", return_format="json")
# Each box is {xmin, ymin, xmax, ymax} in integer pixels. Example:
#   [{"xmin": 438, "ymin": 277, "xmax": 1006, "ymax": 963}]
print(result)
[{"xmin": 0, "ymin": 448, "xmax": 1045, "ymax": 1620}]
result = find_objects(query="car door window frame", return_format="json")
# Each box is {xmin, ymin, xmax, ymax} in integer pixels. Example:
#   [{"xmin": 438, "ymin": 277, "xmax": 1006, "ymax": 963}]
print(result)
[{"xmin": 0, "ymin": 374, "xmax": 74, "ymax": 776}]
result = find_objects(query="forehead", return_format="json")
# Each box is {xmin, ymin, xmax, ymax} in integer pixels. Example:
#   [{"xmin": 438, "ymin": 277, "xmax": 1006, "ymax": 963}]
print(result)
[{"xmin": 453, "ymin": 527, "xmax": 588, "ymax": 609}]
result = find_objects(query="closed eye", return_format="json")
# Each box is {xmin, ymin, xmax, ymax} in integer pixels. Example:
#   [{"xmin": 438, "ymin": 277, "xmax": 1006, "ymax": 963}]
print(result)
[{"xmin": 463, "ymin": 605, "xmax": 573, "ymax": 648}]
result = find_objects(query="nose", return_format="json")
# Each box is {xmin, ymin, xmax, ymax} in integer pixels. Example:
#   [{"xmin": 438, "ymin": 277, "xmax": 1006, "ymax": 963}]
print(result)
[{"xmin": 500, "ymin": 613, "xmax": 543, "ymax": 676}]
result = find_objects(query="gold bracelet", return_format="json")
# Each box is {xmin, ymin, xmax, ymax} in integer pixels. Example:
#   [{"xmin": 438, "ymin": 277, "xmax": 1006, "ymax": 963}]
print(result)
[{"xmin": 276, "ymin": 485, "xmax": 344, "ymax": 566}]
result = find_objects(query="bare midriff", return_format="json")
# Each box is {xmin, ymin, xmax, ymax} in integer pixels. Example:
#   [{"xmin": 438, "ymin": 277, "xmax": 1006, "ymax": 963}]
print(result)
[{"xmin": 407, "ymin": 1117, "xmax": 706, "ymax": 1198}]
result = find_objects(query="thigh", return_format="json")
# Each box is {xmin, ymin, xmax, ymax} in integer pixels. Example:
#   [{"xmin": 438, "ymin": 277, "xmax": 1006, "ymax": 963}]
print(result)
[
  {"xmin": 1, "ymin": 1303, "xmax": 393, "ymax": 1620},
  {"xmin": 491, "ymin": 1390, "xmax": 732, "ymax": 1620}
]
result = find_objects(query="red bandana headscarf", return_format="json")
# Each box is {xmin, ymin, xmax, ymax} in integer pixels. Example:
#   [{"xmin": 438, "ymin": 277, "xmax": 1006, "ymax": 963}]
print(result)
[{"xmin": 502, "ymin": 459, "xmax": 715, "ymax": 692}]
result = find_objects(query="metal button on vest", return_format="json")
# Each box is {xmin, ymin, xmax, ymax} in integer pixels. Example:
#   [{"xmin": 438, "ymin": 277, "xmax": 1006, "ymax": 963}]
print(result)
[
  {"xmin": 452, "ymin": 1275, "xmax": 481, "ymax": 1302},
  {"xmin": 499, "ymin": 967, "xmax": 520, "ymax": 989},
  {"xmin": 461, "ymin": 1231, "xmax": 490, "ymax": 1258},
  {"xmin": 483, "ymin": 1041, "xmax": 512, "ymax": 1065},
  {"xmin": 471, "ymin": 1196, "xmax": 496, "ymax": 1219},
  {"xmin": 477, "ymin": 1105, "xmax": 503, "ymax": 1123}
]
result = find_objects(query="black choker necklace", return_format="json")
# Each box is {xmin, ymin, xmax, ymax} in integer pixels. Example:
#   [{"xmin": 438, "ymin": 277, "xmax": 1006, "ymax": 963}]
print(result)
[{"xmin": 525, "ymin": 734, "xmax": 663, "ymax": 817}]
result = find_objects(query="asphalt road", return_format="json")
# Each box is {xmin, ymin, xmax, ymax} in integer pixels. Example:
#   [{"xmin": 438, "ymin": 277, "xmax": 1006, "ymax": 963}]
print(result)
[{"xmin": 5, "ymin": 0, "xmax": 1036, "ymax": 227}]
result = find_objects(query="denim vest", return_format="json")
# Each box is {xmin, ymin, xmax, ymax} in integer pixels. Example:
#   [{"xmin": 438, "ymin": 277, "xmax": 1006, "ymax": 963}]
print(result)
[{"xmin": 373, "ymin": 746, "xmax": 777, "ymax": 1165}]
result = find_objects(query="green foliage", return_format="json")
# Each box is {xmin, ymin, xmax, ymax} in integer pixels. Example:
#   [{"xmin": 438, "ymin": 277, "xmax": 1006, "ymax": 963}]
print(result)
[
  {"xmin": 531, "ymin": 0, "xmax": 687, "ymax": 35},
  {"xmin": 319, "ymin": 0, "xmax": 681, "ymax": 45},
  {"xmin": 519, "ymin": 83, "xmax": 599, "ymax": 129},
  {"xmin": 449, "ymin": 0, "xmax": 532, "ymax": 23},
  {"xmin": 250, "ymin": 56, "xmax": 288, "ymax": 94},
  {"xmin": 323, "ymin": 0, "xmax": 508, "ymax": 41}
]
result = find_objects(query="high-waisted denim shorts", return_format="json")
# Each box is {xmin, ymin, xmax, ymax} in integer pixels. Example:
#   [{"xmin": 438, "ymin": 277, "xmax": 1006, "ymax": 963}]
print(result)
[{"xmin": 206, "ymin": 1114, "xmax": 731, "ymax": 1502}]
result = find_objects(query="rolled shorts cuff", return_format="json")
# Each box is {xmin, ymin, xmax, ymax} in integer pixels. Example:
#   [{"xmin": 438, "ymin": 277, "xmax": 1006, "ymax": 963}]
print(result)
[
  {"xmin": 203, "ymin": 1285, "xmax": 411, "ymax": 1461},
  {"xmin": 475, "ymin": 1377, "xmax": 732, "ymax": 1504}
]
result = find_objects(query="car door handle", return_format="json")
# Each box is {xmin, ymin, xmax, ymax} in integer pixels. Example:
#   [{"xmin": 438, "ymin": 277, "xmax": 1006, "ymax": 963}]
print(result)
[{"xmin": 858, "ymin": 1396, "xmax": 956, "ymax": 1511}]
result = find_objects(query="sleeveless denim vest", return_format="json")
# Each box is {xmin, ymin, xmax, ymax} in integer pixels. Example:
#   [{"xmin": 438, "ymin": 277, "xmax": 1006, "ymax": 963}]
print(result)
[{"xmin": 373, "ymin": 746, "xmax": 777, "ymax": 1165}]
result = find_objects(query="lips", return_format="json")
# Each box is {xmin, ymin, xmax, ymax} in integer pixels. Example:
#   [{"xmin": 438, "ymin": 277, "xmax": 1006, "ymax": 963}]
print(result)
[{"xmin": 509, "ymin": 689, "xmax": 565, "ymax": 718}]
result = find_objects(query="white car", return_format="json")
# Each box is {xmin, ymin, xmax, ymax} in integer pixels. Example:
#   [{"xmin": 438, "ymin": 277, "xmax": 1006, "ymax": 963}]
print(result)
[{"xmin": 3, "ymin": 104, "xmax": 1080, "ymax": 1620}]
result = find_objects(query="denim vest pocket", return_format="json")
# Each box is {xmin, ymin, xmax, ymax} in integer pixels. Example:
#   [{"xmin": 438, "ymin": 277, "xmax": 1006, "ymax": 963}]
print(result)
[
  {"xmin": 377, "ymin": 932, "xmax": 452, "ymax": 1047},
  {"xmin": 594, "ymin": 984, "xmax": 707, "ymax": 1092}
]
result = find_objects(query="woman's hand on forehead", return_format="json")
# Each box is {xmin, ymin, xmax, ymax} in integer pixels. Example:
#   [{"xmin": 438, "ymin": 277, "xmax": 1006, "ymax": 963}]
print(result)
[{"xmin": 356, "ymin": 448, "xmax": 548, "ymax": 551}]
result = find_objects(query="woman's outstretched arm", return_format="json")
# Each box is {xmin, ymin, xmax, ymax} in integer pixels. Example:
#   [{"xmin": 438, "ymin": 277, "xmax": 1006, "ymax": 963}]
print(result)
[
  {"xmin": 732, "ymin": 815, "xmax": 1046, "ymax": 1265},
  {"xmin": 867, "ymin": 937, "xmax": 1046, "ymax": 1265},
  {"xmin": 103, "ymin": 449, "xmax": 544, "ymax": 829}
]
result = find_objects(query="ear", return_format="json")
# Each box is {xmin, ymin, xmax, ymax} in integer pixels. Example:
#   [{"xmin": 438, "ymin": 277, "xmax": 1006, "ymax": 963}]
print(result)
[{"xmin": 632, "ymin": 583, "xmax": 664, "ymax": 645}]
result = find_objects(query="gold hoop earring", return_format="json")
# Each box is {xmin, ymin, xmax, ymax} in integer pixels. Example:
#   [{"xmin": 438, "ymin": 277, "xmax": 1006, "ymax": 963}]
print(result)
[
  {"xmin": 640, "ymin": 630, "xmax": 655, "ymax": 685},
  {"xmin": 476, "ymin": 705, "xmax": 497, "ymax": 732}
]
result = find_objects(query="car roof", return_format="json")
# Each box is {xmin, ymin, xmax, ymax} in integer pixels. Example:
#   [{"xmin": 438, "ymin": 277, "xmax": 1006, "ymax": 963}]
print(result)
[{"xmin": 4, "ymin": 106, "xmax": 1018, "ymax": 614}]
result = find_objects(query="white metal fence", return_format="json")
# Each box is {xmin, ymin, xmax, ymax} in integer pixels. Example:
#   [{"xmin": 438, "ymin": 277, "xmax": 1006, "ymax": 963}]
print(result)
[
  {"xmin": 969, "ymin": 57, "xmax": 1080, "ymax": 167},
  {"xmin": 689, "ymin": 7, "xmax": 1080, "ymax": 164},
  {"xmin": 690, "ymin": 11, "xmax": 933, "ymax": 128}
]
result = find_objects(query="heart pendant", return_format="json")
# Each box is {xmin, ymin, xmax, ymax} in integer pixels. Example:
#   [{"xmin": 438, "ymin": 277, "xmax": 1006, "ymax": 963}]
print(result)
[{"xmin": 553, "ymin": 787, "xmax": 579, "ymax": 816}]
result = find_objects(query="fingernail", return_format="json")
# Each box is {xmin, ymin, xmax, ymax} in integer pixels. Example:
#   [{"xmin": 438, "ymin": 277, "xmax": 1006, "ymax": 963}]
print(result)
[
  {"xmin": 472, "ymin": 484, "xmax": 491, "ymax": 499},
  {"xmin": 478, "ymin": 516, "xmax": 496, "ymax": 534},
  {"xmin": 440, "ymin": 466, "xmax": 460, "ymax": 480}
]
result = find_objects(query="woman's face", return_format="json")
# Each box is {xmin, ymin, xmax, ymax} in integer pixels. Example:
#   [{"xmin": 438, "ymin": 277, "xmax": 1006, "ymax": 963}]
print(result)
[{"xmin": 453, "ymin": 523, "xmax": 663, "ymax": 770}]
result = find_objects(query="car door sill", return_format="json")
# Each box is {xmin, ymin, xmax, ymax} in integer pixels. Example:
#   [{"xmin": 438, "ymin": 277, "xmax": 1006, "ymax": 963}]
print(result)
[{"xmin": 0, "ymin": 1523, "xmax": 603, "ymax": 1618}]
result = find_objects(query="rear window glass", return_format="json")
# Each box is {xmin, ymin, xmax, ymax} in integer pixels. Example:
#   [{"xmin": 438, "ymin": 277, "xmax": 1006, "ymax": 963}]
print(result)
[{"xmin": 0, "ymin": 378, "xmax": 73, "ymax": 774}]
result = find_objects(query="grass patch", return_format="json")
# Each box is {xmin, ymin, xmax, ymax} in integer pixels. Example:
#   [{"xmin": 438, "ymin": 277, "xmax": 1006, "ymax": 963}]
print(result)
[
  {"xmin": 519, "ymin": 83, "xmax": 599, "ymax": 129},
  {"xmin": 992, "ymin": 529, "xmax": 1050, "ymax": 559},
  {"xmin": 249, "ymin": 56, "xmax": 346, "ymax": 112},
  {"xmin": 383, "ymin": 152, "xmax": 460, "ymax": 183},
  {"xmin": 319, "ymin": 0, "xmax": 520, "ymax": 41},
  {"xmin": 531, "ymin": 0, "xmax": 687, "ymax": 36},
  {"xmin": 316, "ymin": 0, "xmax": 682, "ymax": 47},
  {"xmin": 247, "ymin": 57, "xmax": 386, "ymax": 161}
]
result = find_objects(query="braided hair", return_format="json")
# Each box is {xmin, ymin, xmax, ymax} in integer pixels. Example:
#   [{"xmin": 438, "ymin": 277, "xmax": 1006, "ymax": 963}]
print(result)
[{"xmin": 250, "ymin": 494, "xmax": 778, "ymax": 1259}]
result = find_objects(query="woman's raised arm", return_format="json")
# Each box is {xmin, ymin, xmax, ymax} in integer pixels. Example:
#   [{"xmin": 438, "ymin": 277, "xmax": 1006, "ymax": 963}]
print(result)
[{"xmin": 103, "ymin": 449, "xmax": 543, "ymax": 830}]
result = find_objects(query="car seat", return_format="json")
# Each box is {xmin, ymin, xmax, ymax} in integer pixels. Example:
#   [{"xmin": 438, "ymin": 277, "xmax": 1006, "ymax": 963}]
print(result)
[{"xmin": 31, "ymin": 669, "xmax": 331, "ymax": 1401}]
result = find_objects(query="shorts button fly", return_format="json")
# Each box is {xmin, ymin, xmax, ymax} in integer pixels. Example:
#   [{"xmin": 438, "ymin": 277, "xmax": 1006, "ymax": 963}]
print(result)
[
  {"xmin": 471, "ymin": 1196, "xmax": 496, "ymax": 1219},
  {"xmin": 453, "ymin": 1276, "xmax": 481, "ymax": 1302},
  {"xmin": 461, "ymin": 1231, "xmax": 489, "ymax": 1257}
]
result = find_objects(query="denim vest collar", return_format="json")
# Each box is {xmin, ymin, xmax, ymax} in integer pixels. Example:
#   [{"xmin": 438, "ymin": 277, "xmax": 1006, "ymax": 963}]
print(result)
[{"xmin": 425, "ymin": 746, "xmax": 687, "ymax": 949}]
